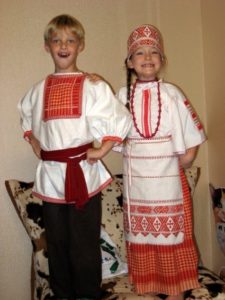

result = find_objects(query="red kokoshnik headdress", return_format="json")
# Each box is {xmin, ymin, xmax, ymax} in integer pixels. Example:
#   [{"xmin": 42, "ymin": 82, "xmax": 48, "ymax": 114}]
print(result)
[{"xmin": 127, "ymin": 24, "xmax": 164, "ymax": 58}]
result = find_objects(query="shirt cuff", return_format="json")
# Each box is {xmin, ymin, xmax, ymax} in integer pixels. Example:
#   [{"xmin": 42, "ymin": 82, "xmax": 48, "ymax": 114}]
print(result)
[{"xmin": 23, "ymin": 130, "xmax": 32, "ymax": 143}]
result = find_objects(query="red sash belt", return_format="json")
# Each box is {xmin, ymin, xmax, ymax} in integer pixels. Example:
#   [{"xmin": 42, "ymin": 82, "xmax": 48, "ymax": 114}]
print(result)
[{"xmin": 40, "ymin": 143, "xmax": 92, "ymax": 208}]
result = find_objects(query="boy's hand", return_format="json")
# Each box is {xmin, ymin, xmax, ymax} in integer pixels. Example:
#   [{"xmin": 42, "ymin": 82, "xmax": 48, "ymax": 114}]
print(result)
[{"xmin": 29, "ymin": 134, "xmax": 41, "ymax": 159}]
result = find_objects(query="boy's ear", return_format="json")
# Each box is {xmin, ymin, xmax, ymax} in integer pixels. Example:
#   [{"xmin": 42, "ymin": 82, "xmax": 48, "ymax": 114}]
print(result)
[
  {"xmin": 78, "ymin": 41, "xmax": 85, "ymax": 53},
  {"xmin": 44, "ymin": 42, "xmax": 50, "ymax": 53}
]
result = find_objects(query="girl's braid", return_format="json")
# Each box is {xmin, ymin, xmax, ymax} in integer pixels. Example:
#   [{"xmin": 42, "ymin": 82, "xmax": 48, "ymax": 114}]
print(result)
[{"xmin": 126, "ymin": 60, "xmax": 132, "ymax": 111}]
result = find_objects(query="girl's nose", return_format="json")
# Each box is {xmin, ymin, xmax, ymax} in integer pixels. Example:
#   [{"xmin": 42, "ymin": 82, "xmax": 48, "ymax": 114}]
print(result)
[{"xmin": 145, "ymin": 52, "xmax": 152, "ymax": 59}]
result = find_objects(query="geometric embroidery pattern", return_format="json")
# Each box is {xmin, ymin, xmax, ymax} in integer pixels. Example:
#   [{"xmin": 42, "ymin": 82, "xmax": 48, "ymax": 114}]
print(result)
[
  {"xmin": 43, "ymin": 74, "xmax": 85, "ymax": 121},
  {"xmin": 124, "ymin": 203, "xmax": 184, "ymax": 238},
  {"xmin": 184, "ymin": 99, "xmax": 203, "ymax": 130}
]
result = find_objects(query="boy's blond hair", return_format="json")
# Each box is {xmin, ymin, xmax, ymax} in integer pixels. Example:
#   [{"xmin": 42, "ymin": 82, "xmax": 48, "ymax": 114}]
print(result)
[{"xmin": 44, "ymin": 14, "xmax": 85, "ymax": 43}]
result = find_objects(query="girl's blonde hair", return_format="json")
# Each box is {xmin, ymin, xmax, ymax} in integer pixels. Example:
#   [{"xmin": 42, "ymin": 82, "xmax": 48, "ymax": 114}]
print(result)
[{"xmin": 44, "ymin": 14, "xmax": 85, "ymax": 43}]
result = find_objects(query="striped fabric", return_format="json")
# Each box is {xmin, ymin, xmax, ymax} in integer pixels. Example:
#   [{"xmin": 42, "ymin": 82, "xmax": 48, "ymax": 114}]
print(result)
[
  {"xmin": 184, "ymin": 99, "xmax": 203, "ymax": 131},
  {"xmin": 125, "ymin": 167, "xmax": 200, "ymax": 295},
  {"xmin": 43, "ymin": 74, "xmax": 85, "ymax": 121}
]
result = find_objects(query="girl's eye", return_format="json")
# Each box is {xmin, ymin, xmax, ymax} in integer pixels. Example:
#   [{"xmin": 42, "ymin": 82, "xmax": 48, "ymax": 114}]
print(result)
[
  {"xmin": 151, "ymin": 50, "xmax": 160, "ymax": 55},
  {"xmin": 67, "ymin": 39, "xmax": 75, "ymax": 44},
  {"xmin": 135, "ymin": 51, "xmax": 144, "ymax": 56}
]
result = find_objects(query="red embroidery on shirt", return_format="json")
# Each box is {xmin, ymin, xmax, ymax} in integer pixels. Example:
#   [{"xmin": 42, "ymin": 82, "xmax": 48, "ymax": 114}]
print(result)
[
  {"xmin": 184, "ymin": 99, "xmax": 203, "ymax": 130},
  {"xmin": 43, "ymin": 74, "xmax": 85, "ymax": 121},
  {"xmin": 142, "ymin": 89, "xmax": 151, "ymax": 136}
]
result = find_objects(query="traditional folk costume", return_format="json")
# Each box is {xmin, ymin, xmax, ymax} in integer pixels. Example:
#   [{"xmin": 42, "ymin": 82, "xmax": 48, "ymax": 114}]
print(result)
[
  {"xmin": 118, "ymin": 25, "xmax": 206, "ymax": 296},
  {"xmin": 18, "ymin": 73, "xmax": 131, "ymax": 205},
  {"xmin": 18, "ymin": 72, "xmax": 131, "ymax": 299}
]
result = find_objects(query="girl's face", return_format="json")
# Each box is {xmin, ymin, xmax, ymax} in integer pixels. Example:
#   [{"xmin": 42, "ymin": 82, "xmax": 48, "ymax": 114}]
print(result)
[
  {"xmin": 128, "ymin": 46, "xmax": 162, "ymax": 81},
  {"xmin": 45, "ymin": 27, "xmax": 84, "ymax": 73}
]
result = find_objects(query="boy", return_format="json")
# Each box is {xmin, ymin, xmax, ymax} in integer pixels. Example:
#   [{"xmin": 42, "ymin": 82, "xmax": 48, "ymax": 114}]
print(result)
[{"xmin": 18, "ymin": 14, "xmax": 131, "ymax": 300}]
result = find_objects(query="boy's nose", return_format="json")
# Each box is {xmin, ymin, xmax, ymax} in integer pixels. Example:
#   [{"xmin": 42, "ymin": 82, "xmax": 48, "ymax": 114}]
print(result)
[{"xmin": 61, "ymin": 41, "xmax": 67, "ymax": 48}]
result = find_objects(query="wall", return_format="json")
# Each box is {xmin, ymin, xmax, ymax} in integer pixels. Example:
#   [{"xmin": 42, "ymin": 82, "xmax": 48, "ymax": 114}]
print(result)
[
  {"xmin": 0, "ymin": 1, "xmax": 224, "ymax": 299},
  {"xmin": 201, "ymin": 0, "xmax": 225, "ymax": 272}
]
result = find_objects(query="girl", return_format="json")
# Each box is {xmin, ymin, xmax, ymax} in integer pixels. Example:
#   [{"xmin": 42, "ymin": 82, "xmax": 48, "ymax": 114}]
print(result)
[{"xmin": 117, "ymin": 24, "xmax": 206, "ymax": 300}]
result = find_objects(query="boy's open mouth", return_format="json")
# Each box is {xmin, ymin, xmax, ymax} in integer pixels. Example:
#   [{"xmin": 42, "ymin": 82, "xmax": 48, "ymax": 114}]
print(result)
[{"xmin": 58, "ymin": 52, "xmax": 70, "ymax": 58}]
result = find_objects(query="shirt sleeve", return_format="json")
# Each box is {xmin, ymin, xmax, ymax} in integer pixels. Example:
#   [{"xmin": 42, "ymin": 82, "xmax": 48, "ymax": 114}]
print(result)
[
  {"xmin": 170, "ymin": 86, "xmax": 206, "ymax": 152},
  {"xmin": 17, "ymin": 87, "xmax": 35, "ymax": 139},
  {"xmin": 86, "ymin": 81, "xmax": 132, "ymax": 144}
]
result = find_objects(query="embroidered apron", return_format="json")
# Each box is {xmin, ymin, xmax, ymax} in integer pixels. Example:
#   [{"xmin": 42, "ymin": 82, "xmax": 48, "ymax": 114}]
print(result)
[
  {"xmin": 123, "ymin": 136, "xmax": 184, "ymax": 245},
  {"xmin": 123, "ymin": 81, "xmax": 185, "ymax": 246}
]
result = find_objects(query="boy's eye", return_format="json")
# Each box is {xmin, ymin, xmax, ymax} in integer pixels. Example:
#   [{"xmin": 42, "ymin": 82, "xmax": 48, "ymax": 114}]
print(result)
[{"xmin": 52, "ymin": 39, "xmax": 60, "ymax": 44}]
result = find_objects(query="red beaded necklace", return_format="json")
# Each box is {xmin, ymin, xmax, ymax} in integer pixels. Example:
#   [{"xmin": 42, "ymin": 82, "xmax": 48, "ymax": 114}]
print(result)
[{"xmin": 130, "ymin": 79, "xmax": 162, "ymax": 138}]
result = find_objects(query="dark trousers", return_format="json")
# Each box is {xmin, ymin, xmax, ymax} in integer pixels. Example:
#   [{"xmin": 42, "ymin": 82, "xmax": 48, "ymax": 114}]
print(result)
[{"xmin": 43, "ymin": 193, "xmax": 102, "ymax": 299}]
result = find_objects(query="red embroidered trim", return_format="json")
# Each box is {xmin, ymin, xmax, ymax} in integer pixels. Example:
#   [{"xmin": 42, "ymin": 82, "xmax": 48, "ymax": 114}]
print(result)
[
  {"xmin": 23, "ymin": 130, "xmax": 32, "ymax": 139},
  {"xmin": 123, "ymin": 174, "xmax": 179, "ymax": 179},
  {"xmin": 43, "ymin": 74, "xmax": 85, "ymax": 121},
  {"xmin": 143, "ymin": 89, "xmax": 151, "ymax": 136},
  {"xmin": 184, "ymin": 99, "xmax": 203, "ymax": 130},
  {"xmin": 32, "ymin": 177, "xmax": 113, "ymax": 204},
  {"xmin": 123, "ymin": 198, "xmax": 183, "ymax": 205},
  {"xmin": 102, "ymin": 136, "xmax": 122, "ymax": 143},
  {"xmin": 123, "ymin": 154, "xmax": 176, "ymax": 159},
  {"xmin": 130, "ymin": 80, "xmax": 162, "ymax": 138},
  {"xmin": 127, "ymin": 135, "xmax": 172, "ymax": 141},
  {"xmin": 88, "ymin": 178, "xmax": 113, "ymax": 197},
  {"xmin": 23, "ymin": 130, "xmax": 32, "ymax": 143}
]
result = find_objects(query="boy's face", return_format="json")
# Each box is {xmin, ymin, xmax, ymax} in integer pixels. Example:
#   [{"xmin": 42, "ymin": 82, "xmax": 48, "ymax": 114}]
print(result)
[{"xmin": 45, "ymin": 27, "xmax": 84, "ymax": 73}]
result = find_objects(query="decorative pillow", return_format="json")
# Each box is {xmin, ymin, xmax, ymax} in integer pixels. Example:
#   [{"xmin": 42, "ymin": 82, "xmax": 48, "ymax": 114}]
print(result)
[
  {"xmin": 101, "ymin": 227, "xmax": 128, "ymax": 279},
  {"xmin": 185, "ymin": 165, "xmax": 200, "ymax": 197},
  {"xmin": 184, "ymin": 266, "xmax": 225, "ymax": 299},
  {"xmin": 209, "ymin": 184, "xmax": 225, "ymax": 267},
  {"xmin": 5, "ymin": 180, "xmax": 53, "ymax": 300},
  {"xmin": 101, "ymin": 174, "xmax": 126, "ymax": 262}
]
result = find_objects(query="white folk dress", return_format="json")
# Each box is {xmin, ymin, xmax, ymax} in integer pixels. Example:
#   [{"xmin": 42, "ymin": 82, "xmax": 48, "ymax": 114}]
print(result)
[
  {"xmin": 18, "ymin": 73, "xmax": 132, "ymax": 204},
  {"xmin": 118, "ymin": 80, "xmax": 206, "ymax": 295}
]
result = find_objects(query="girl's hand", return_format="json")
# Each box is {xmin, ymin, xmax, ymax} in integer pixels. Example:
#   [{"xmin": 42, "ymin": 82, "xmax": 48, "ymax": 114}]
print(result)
[
  {"xmin": 85, "ymin": 73, "xmax": 103, "ymax": 83},
  {"xmin": 86, "ymin": 140, "xmax": 116, "ymax": 165},
  {"xmin": 179, "ymin": 146, "xmax": 199, "ymax": 169},
  {"xmin": 86, "ymin": 148, "xmax": 103, "ymax": 165}
]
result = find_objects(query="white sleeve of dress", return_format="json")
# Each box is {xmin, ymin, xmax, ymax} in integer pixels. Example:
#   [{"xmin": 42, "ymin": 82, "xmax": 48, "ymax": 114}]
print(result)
[
  {"xmin": 117, "ymin": 86, "xmax": 128, "ymax": 105},
  {"xmin": 174, "ymin": 88, "xmax": 206, "ymax": 149},
  {"xmin": 86, "ymin": 81, "xmax": 132, "ymax": 144},
  {"xmin": 112, "ymin": 87, "xmax": 129, "ymax": 152},
  {"xmin": 17, "ymin": 87, "xmax": 34, "ymax": 136}
]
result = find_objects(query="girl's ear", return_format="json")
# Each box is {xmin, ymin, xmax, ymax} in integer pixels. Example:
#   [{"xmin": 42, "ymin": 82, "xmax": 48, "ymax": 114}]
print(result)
[{"xmin": 127, "ymin": 57, "xmax": 134, "ymax": 69}]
